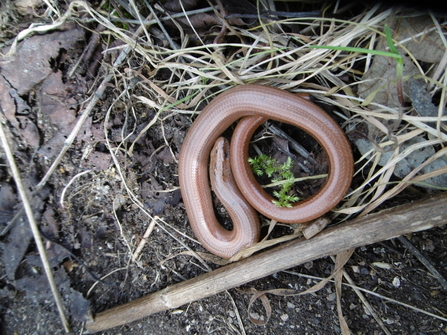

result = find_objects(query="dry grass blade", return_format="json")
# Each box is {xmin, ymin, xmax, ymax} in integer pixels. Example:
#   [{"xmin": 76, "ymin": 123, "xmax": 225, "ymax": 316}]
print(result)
[
  {"xmin": 85, "ymin": 192, "xmax": 447, "ymax": 332},
  {"xmin": 0, "ymin": 121, "xmax": 70, "ymax": 332},
  {"xmin": 340, "ymin": 269, "xmax": 392, "ymax": 335},
  {"xmin": 284, "ymin": 271, "xmax": 447, "ymax": 323},
  {"xmin": 70, "ymin": 2, "xmax": 446, "ymax": 332},
  {"xmin": 3, "ymin": 1, "xmax": 446, "ymax": 333},
  {"xmin": 95, "ymin": 4, "xmax": 445, "ymax": 222},
  {"xmin": 397, "ymin": 236, "xmax": 447, "ymax": 290}
]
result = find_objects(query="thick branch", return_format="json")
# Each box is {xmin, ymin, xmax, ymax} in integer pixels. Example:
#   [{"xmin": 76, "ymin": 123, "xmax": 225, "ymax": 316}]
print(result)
[{"xmin": 86, "ymin": 193, "xmax": 447, "ymax": 333}]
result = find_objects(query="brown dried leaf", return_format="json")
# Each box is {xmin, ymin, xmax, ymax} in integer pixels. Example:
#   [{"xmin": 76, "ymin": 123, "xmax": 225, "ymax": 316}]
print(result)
[
  {"xmin": 163, "ymin": 0, "xmax": 199, "ymax": 11},
  {"xmin": 0, "ymin": 75, "xmax": 19, "ymax": 129},
  {"xmin": 359, "ymin": 15, "xmax": 444, "ymax": 108},
  {"xmin": 2, "ymin": 218, "xmax": 33, "ymax": 280},
  {"xmin": 0, "ymin": 27, "xmax": 84, "ymax": 95},
  {"xmin": 409, "ymin": 77, "xmax": 441, "ymax": 119},
  {"xmin": 14, "ymin": 0, "xmax": 44, "ymax": 16},
  {"xmin": 16, "ymin": 116, "xmax": 40, "ymax": 149},
  {"xmin": 393, "ymin": 15, "xmax": 445, "ymax": 63},
  {"xmin": 37, "ymin": 71, "xmax": 92, "ymax": 159},
  {"xmin": 358, "ymin": 50, "xmax": 418, "ymax": 108},
  {"xmin": 163, "ymin": 0, "xmax": 251, "ymax": 33}
]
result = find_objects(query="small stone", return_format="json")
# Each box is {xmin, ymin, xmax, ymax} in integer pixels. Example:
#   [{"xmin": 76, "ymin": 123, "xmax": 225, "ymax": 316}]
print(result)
[
  {"xmin": 250, "ymin": 312, "xmax": 260, "ymax": 320},
  {"xmin": 360, "ymin": 267, "xmax": 370, "ymax": 275},
  {"xmin": 309, "ymin": 317, "xmax": 320, "ymax": 325},
  {"xmin": 384, "ymin": 317, "xmax": 395, "ymax": 325},
  {"xmin": 287, "ymin": 302, "xmax": 295, "ymax": 309},
  {"xmin": 392, "ymin": 277, "xmax": 401, "ymax": 288},
  {"xmin": 304, "ymin": 261, "xmax": 313, "ymax": 270},
  {"xmin": 280, "ymin": 313, "xmax": 289, "ymax": 322},
  {"xmin": 327, "ymin": 293, "xmax": 337, "ymax": 301},
  {"xmin": 371, "ymin": 262, "xmax": 392, "ymax": 269},
  {"xmin": 171, "ymin": 309, "xmax": 184, "ymax": 315}
]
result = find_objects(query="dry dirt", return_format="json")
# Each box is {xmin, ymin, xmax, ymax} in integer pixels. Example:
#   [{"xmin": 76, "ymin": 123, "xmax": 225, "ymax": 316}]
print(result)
[{"xmin": 0, "ymin": 1, "xmax": 446, "ymax": 335}]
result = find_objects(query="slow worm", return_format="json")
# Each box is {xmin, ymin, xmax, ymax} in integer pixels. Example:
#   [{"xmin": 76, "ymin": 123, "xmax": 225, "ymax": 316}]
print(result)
[{"xmin": 178, "ymin": 85, "xmax": 353, "ymax": 258}]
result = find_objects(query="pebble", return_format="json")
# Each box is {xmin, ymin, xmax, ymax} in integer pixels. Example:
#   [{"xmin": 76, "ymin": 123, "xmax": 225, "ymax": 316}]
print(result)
[
  {"xmin": 304, "ymin": 261, "xmax": 313, "ymax": 270},
  {"xmin": 327, "ymin": 293, "xmax": 337, "ymax": 301},
  {"xmin": 392, "ymin": 276, "xmax": 401, "ymax": 288},
  {"xmin": 309, "ymin": 317, "xmax": 320, "ymax": 325}
]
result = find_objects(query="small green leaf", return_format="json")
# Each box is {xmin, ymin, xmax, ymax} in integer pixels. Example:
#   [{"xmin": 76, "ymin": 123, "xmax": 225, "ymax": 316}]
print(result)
[
  {"xmin": 249, "ymin": 154, "xmax": 299, "ymax": 207},
  {"xmin": 310, "ymin": 45, "xmax": 402, "ymax": 60}
]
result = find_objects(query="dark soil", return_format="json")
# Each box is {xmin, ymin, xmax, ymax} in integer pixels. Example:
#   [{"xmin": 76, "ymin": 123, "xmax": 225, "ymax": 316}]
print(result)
[{"xmin": 0, "ymin": 1, "xmax": 446, "ymax": 335}]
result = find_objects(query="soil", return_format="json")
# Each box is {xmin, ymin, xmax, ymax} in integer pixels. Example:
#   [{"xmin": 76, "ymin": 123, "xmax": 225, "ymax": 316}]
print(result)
[{"xmin": 0, "ymin": 1, "xmax": 446, "ymax": 335}]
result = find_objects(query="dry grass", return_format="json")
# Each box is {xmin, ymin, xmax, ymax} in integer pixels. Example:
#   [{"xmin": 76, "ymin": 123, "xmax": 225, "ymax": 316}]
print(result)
[
  {"xmin": 53, "ymin": 2, "xmax": 447, "ymax": 222},
  {"xmin": 2, "ymin": 0, "xmax": 447, "ymax": 333}
]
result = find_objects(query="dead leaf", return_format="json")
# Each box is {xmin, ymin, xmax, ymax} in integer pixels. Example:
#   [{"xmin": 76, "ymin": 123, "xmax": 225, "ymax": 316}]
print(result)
[
  {"xmin": 83, "ymin": 151, "xmax": 112, "ymax": 171},
  {"xmin": 0, "ymin": 75, "xmax": 39, "ymax": 150},
  {"xmin": 36, "ymin": 71, "xmax": 92, "ymax": 160},
  {"xmin": 17, "ymin": 116, "xmax": 40, "ymax": 149},
  {"xmin": 0, "ymin": 75, "xmax": 19, "ymax": 129},
  {"xmin": 14, "ymin": 265, "xmax": 91, "ymax": 322},
  {"xmin": 164, "ymin": 0, "xmax": 199, "ymax": 11},
  {"xmin": 359, "ymin": 51, "xmax": 417, "ymax": 108},
  {"xmin": 3, "ymin": 218, "xmax": 33, "ymax": 280},
  {"xmin": 14, "ymin": 0, "xmax": 44, "ymax": 16},
  {"xmin": 0, "ymin": 182, "xmax": 17, "ymax": 218},
  {"xmin": 41, "ymin": 206, "xmax": 60, "ymax": 238},
  {"xmin": 66, "ymin": 288, "xmax": 92, "ymax": 322},
  {"xmin": 157, "ymin": 146, "xmax": 176, "ymax": 164},
  {"xmin": 38, "ymin": 132, "xmax": 69, "ymax": 160},
  {"xmin": 0, "ymin": 27, "xmax": 84, "ymax": 95},
  {"xmin": 140, "ymin": 174, "xmax": 181, "ymax": 213},
  {"xmin": 39, "ymin": 71, "xmax": 77, "ymax": 132},
  {"xmin": 355, "ymin": 136, "xmax": 447, "ymax": 189},
  {"xmin": 358, "ymin": 15, "xmax": 444, "ymax": 108},
  {"xmin": 162, "ymin": 0, "xmax": 249, "ymax": 36},
  {"xmin": 393, "ymin": 15, "xmax": 445, "ymax": 63},
  {"xmin": 26, "ymin": 244, "xmax": 71, "ymax": 269}
]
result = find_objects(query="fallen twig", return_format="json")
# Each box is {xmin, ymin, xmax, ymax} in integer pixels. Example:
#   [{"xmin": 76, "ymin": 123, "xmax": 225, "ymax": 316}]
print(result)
[
  {"xmin": 86, "ymin": 192, "xmax": 447, "ymax": 333},
  {"xmin": 132, "ymin": 216, "xmax": 158, "ymax": 262}
]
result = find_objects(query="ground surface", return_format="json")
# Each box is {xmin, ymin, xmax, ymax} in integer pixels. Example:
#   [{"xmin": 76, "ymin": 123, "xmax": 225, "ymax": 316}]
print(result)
[{"xmin": 0, "ymin": 1, "xmax": 446, "ymax": 335}]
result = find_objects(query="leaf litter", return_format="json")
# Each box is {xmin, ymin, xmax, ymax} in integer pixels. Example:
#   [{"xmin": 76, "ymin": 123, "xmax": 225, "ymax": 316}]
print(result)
[{"xmin": 0, "ymin": 1, "xmax": 446, "ymax": 334}]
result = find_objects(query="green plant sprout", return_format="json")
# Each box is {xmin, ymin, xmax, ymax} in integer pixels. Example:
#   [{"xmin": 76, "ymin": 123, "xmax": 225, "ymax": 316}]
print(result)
[
  {"xmin": 310, "ymin": 24, "xmax": 404, "ymax": 104},
  {"xmin": 249, "ymin": 154, "xmax": 299, "ymax": 208},
  {"xmin": 384, "ymin": 24, "xmax": 404, "ymax": 105}
]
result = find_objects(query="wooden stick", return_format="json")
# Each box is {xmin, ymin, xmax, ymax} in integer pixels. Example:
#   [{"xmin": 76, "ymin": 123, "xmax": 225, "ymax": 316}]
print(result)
[{"xmin": 86, "ymin": 193, "xmax": 447, "ymax": 333}]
